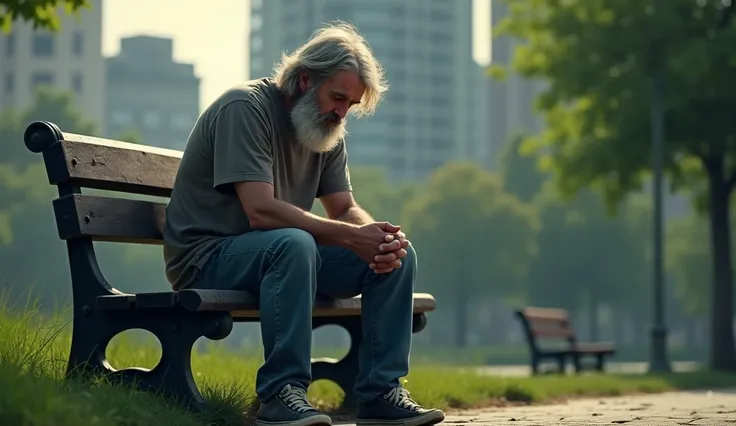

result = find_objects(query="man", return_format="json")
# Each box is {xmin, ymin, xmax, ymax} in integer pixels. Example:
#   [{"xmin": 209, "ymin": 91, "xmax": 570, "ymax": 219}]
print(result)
[{"xmin": 163, "ymin": 22, "xmax": 445, "ymax": 426}]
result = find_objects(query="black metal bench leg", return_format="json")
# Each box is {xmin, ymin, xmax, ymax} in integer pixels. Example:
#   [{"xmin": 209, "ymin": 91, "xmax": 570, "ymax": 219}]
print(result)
[
  {"xmin": 573, "ymin": 354, "xmax": 583, "ymax": 373},
  {"xmin": 67, "ymin": 309, "xmax": 233, "ymax": 412},
  {"xmin": 311, "ymin": 316, "xmax": 361, "ymax": 410},
  {"xmin": 595, "ymin": 354, "xmax": 605, "ymax": 372}
]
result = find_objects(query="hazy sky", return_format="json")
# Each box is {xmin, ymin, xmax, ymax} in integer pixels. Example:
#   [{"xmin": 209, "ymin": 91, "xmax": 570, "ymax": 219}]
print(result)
[{"xmin": 102, "ymin": 0, "xmax": 491, "ymax": 112}]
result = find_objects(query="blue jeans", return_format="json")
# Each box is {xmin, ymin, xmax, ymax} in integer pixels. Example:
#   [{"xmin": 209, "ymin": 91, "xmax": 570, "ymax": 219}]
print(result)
[{"xmin": 191, "ymin": 228, "xmax": 417, "ymax": 404}]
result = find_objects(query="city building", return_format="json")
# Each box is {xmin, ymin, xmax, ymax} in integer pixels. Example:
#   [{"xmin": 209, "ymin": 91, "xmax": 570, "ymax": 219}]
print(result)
[
  {"xmin": 248, "ymin": 0, "xmax": 491, "ymax": 182},
  {"xmin": 0, "ymin": 0, "xmax": 106, "ymax": 134},
  {"xmin": 105, "ymin": 35, "xmax": 200, "ymax": 150},
  {"xmin": 488, "ymin": 0, "xmax": 545, "ymax": 167}
]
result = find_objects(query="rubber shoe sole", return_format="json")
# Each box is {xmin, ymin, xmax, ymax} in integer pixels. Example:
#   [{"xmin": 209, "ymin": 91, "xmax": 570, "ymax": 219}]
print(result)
[
  {"xmin": 356, "ymin": 410, "xmax": 445, "ymax": 426},
  {"xmin": 256, "ymin": 413, "xmax": 333, "ymax": 426}
]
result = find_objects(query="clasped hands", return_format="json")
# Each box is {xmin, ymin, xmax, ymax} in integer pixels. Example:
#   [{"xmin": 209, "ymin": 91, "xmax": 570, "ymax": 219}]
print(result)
[{"xmin": 359, "ymin": 222, "xmax": 410, "ymax": 274}]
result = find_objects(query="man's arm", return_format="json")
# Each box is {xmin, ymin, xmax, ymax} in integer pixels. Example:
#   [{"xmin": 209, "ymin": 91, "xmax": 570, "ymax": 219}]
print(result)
[
  {"xmin": 234, "ymin": 181, "xmax": 359, "ymax": 247},
  {"xmin": 319, "ymin": 191, "xmax": 375, "ymax": 225}
]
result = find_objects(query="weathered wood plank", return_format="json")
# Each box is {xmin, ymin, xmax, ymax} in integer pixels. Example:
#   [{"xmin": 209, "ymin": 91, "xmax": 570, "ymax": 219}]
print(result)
[
  {"xmin": 53, "ymin": 194, "xmax": 165, "ymax": 244},
  {"xmin": 44, "ymin": 133, "xmax": 182, "ymax": 197},
  {"xmin": 96, "ymin": 290, "xmax": 438, "ymax": 319}
]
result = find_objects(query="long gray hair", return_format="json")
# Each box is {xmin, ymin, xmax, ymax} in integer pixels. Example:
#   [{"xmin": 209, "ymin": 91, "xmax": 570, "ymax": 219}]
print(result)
[{"xmin": 273, "ymin": 21, "xmax": 389, "ymax": 118}]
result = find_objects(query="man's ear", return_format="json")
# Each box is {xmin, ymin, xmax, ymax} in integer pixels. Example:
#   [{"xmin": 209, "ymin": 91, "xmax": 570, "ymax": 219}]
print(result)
[{"xmin": 298, "ymin": 72, "xmax": 310, "ymax": 91}]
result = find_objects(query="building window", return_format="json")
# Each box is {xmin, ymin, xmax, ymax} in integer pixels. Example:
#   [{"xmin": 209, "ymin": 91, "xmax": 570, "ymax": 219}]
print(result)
[
  {"xmin": 143, "ymin": 112, "xmax": 161, "ymax": 128},
  {"xmin": 72, "ymin": 31, "xmax": 84, "ymax": 56},
  {"xmin": 110, "ymin": 110, "xmax": 134, "ymax": 127},
  {"xmin": 30, "ymin": 72, "xmax": 55, "ymax": 90},
  {"xmin": 32, "ymin": 33, "xmax": 55, "ymax": 57},
  {"xmin": 4, "ymin": 33, "xmax": 15, "ymax": 57},
  {"xmin": 251, "ymin": 36, "xmax": 262, "ymax": 52},
  {"xmin": 72, "ymin": 72, "xmax": 83, "ymax": 93},
  {"xmin": 4, "ymin": 73, "xmax": 13, "ymax": 94},
  {"xmin": 251, "ymin": 57, "xmax": 263, "ymax": 74},
  {"xmin": 171, "ymin": 113, "xmax": 192, "ymax": 130},
  {"xmin": 251, "ymin": 13, "xmax": 263, "ymax": 32}
]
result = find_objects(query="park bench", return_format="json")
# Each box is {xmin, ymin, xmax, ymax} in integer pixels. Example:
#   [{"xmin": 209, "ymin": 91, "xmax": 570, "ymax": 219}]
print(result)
[
  {"xmin": 515, "ymin": 307, "xmax": 616, "ymax": 374},
  {"xmin": 22, "ymin": 120, "xmax": 437, "ymax": 411}
]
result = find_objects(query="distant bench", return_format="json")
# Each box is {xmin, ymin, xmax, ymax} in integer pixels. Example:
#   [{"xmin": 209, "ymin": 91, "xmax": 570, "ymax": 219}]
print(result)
[
  {"xmin": 23, "ymin": 120, "xmax": 437, "ymax": 411},
  {"xmin": 515, "ymin": 307, "xmax": 616, "ymax": 374}
]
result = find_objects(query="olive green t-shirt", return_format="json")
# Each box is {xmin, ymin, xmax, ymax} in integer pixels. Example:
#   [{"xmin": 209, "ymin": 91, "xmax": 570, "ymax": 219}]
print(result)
[{"xmin": 163, "ymin": 78, "xmax": 352, "ymax": 291}]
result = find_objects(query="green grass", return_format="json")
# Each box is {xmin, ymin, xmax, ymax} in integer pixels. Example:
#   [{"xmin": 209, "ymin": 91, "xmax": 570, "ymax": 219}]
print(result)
[{"xmin": 1, "ymin": 296, "xmax": 736, "ymax": 425}]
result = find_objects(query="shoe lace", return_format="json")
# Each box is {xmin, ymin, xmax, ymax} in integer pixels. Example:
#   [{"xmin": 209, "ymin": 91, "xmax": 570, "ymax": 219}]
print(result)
[
  {"xmin": 384, "ymin": 387, "xmax": 421, "ymax": 411},
  {"xmin": 280, "ymin": 385, "xmax": 314, "ymax": 413}
]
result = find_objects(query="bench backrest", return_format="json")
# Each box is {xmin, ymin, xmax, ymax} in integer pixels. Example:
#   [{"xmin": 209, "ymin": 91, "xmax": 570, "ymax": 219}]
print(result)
[
  {"xmin": 25, "ymin": 121, "xmax": 180, "ymax": 245},
  {"xmin": 515, "ymin": 307, "xmax": 576, "ymax": 350}
]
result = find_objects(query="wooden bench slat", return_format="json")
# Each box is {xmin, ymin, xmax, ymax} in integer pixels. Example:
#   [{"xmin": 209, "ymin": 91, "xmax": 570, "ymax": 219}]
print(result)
[
  {"xmin": 45, "ymin": 134, "xmax": 180, "ymax": 197},
  {"xmin": 53, "ymin": 194, "xmax": 165, "ymax": 244},
  {"xmin": 529, "ymin": 327, "xmax": 574, "ymax": 338},
  {"xmin": 520, "ymin": 307, "xmax": 569, "ymax": 321},
  {"xmin": 574, "ymin": 342, "xmax": 616, "ymax": 354},
  {"xmin": 96, "ymin": 291, "xmax": 437, "ymax": 319}
]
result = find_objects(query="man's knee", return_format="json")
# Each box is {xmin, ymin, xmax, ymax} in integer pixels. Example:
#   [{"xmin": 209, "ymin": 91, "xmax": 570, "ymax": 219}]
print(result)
[
  {"xmin": 268, "ymin": 228, "xmax": 318, "ymax": 256},
  {"xmin": 402, "ymin": 244, "xmax": 418, "ymax": 271}
]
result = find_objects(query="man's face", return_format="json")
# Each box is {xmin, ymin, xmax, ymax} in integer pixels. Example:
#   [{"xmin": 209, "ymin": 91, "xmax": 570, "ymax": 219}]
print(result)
[{"xmin": 290, "ymin": 70, "xmax": 366, "ymax": 153}]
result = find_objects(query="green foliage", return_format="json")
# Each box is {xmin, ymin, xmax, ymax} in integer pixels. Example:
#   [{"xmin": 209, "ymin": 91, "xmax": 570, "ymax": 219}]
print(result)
[
  {"xmin": 116, "ymin": 128, "xmax": 144, "ymax": 145},
  {"xmin": 499, "ymin": 131, "xmax": 548, "ymax": 203},
  {"xmin": 404, "ymin": 162, "xmax": 539, "ymax": 299},
  {"xmin": 0, "ymin": 86, "xmax": 97, "ymax": 248},
  {"xmin": 496, "ymin": 0, "xmax": 736, "ymax": 209},
  {"xmin": 0, "ymin": 0, "xmax": 90, "ymax": 32},
  {"xmin": 529, "ymin": 185, "xmax": 651, "ymax": 318},
  {"xmin": 496, "ymin": 0, "xmax": 736, "ymax": 369},
  {"xmin": 403, "ymin": 162, "xmax": 539, "ymax": 345}
]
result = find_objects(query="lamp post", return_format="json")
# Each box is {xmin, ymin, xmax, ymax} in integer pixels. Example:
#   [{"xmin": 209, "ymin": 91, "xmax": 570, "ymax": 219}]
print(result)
[{"xmin": 648, "ymin": 0, "xmax": 671, "ymax": 374}]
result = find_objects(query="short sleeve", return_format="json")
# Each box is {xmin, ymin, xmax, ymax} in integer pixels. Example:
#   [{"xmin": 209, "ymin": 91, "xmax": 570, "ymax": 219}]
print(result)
[
  {"xmin": 211, "ymin": 100, "xmax": 273, "ymax": 192},
  {"xmin": 317, "ymin": 139, "xmax": 352, "ymax": 197}
]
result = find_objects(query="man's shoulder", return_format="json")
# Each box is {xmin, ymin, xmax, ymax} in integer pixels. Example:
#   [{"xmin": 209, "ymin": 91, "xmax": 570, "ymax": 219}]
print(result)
[{"xmin": 210, "ymin": 78, "xmax": 282, "ymax": 113}]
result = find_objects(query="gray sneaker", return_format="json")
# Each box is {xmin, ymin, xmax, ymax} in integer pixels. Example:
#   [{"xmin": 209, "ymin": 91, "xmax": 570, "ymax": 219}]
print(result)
[
  {"xmin": 256, "ymin": 384, "xmax": 332, "ymax": 426},
  {"xmin": 356, "ymin": 387, "xmax": 445, "ymax": 426}
]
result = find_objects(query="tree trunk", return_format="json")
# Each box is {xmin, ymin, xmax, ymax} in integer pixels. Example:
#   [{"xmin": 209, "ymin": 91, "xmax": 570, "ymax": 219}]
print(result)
[
  {"xmin": 454, "ymin": 286, "xmax": 468, "ymax": 348},
  {"xmin": 706, "ymin": 164, "xmax": 736, "ymax": 370},
  {"xmin": 589, "ymin": 289, "xmax": 599, "ymax": 341}
]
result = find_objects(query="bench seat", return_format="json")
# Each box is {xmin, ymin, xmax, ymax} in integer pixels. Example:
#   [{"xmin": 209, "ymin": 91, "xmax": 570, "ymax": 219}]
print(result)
[{"xmin": 97, "ymin": 290, "xmax": 437, "ymax": 318}]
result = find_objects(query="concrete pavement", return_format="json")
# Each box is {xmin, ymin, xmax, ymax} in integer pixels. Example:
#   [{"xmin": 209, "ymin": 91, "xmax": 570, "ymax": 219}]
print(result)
[
  {"xmin": 441, "ymin": 388, "xmax": 736, "ymax": 425},
  {"xmin": 336, "ymin": 388, "xmax": 736, "ymax": 425}
]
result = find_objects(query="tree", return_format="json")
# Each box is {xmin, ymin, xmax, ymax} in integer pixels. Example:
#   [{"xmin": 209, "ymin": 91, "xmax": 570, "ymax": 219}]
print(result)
[
  {"xmin": 527, "ymin": 185, "xmax": 651, "ymax": 341},
  {"xmin": 116, "ymin": 128, "xmax": 143, "ymax": 145},
  {"xmin": 667, "ymin": 202, "xmax": 736, "ymax": 317},
  {"xmin": 499, "ymin": 131, "xmax": 549, "ymax": 203},
  {"xmin": 402, "ymin": 162, "xmax": 539, "ymax": 347},
  {"xmin": 497, "ymin": 0, "xmax": 736, "ymax": 370},
  {"xmin": 0, "ymin": 86, "xmax": 97, "ymax": 308},
  {"xmin": 0, "ymin": 0, "xmax": 89, "ymax": 32}
]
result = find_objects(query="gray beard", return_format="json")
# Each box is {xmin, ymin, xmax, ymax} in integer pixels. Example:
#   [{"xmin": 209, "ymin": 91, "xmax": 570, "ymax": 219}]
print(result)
[{"xmin": 290, "ymin": 87, "xmax": 347, "ymax": 153}]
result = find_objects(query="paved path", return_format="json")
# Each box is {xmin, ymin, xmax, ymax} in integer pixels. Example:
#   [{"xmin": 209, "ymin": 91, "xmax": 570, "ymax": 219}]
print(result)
[
  {"xmin": 440, "ymin": 389, "xmax": 736, "ymax": 425},
  {"xmin": 336, "ymin": 388, "xmax": 736, "ymax": 425}
]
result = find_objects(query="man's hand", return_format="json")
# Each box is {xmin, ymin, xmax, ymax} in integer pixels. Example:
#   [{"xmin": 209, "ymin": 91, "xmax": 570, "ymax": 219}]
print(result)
[
  {"xmin": 370, "ymin": 226, "xmax": 411, "ymax": 274},
  {"xmin": 345, "ymin": 221, "xmax": 398, "ymax": 265}
]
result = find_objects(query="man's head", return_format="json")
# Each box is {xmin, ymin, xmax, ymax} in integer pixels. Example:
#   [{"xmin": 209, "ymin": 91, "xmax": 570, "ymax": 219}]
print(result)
[{"xmin": 273, "ymin": 22, "xmax": 389, "ymax": 153}]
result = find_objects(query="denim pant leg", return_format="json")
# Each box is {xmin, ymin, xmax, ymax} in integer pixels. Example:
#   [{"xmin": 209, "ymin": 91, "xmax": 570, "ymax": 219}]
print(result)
[
  {"xmin": 316, "ymin": 243, "xmax": 418, "ymax": 403},
  {"xmin": 193, "ymin": 228, "xmax": 322, "ymax": 402}
]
